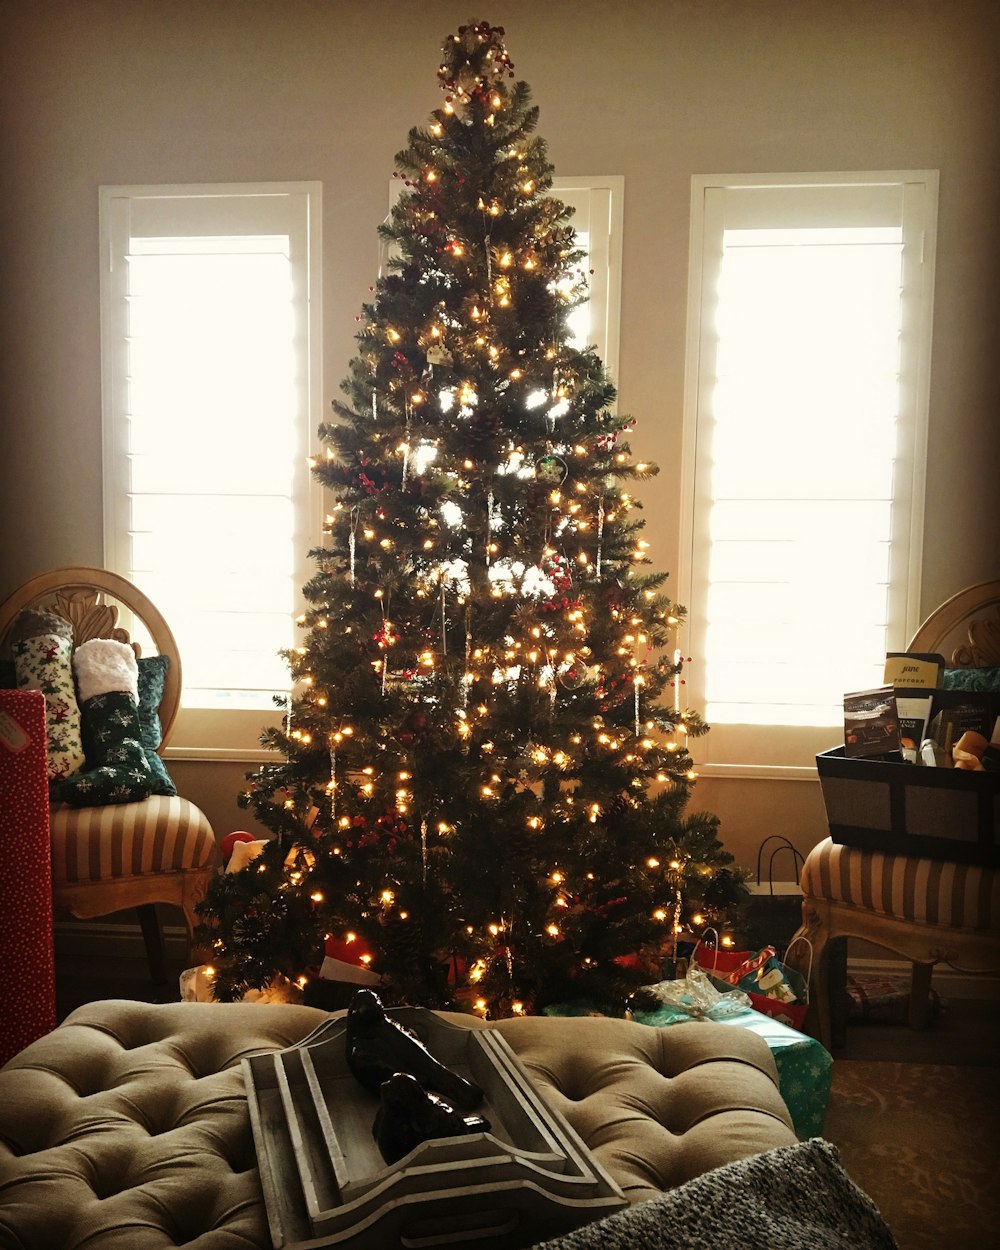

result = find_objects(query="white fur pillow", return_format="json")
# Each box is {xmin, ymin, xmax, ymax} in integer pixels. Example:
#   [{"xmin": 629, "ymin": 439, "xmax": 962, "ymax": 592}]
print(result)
[{"xmin": 72, "ymin": 638, "xmax": 139, "ymax": 705}]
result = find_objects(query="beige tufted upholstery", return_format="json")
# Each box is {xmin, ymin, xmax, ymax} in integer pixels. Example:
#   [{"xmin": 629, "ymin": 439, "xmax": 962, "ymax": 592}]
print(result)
[
  {"xmin": 0, "ymin": 1000, "xmax": 796, "ymax": 1249},
  {"xmin": 489, "ymin": 1014, "xmax": 795, "ymax": 1201}
]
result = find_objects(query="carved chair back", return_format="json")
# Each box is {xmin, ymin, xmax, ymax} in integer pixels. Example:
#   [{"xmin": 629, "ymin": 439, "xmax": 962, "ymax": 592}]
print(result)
[{"xmin": 0, "ymin": 567, "xmax": 182, "ymax": 747}]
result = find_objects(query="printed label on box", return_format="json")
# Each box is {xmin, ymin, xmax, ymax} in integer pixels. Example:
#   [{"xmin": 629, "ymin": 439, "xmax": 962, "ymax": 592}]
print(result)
[{"xmin": 0, "ymin": 709, "xmax": 31, "ymax": 753}]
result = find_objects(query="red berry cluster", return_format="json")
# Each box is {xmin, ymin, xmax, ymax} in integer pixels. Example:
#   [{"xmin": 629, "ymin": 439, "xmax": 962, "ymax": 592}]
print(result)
[
  {"xmin": 372, "ymin": 625, "xmax": 400, "ymax": 649},
  {"xmin": 437, "ymin": 22, "xmax": 515, "ymax": 97},
  {"xmin": 398, "ymin": 710, "xmax": 428, "ymax": 747},
  {"xmin": 343, "ymin": 811, "xmax": 411, "ymax": 856},
  {"xmin": 391, "ymin": 350, "xmax": 415, "ymax": 378},
  {"xmin": 540, "ymin": 592, "xmax": 582, "ymax": 617}
]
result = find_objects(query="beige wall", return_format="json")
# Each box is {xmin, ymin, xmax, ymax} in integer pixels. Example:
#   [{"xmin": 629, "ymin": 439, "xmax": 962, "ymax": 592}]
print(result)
[{"xmin": 2, "ymin": 0, "xmax": 998, "ymax": 863}]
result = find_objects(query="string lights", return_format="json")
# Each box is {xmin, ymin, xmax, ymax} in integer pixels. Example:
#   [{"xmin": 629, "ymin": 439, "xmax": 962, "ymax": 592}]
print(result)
[{"xmin": 198, "ymin": 19, "xmax": 743, "ymax": 1015}]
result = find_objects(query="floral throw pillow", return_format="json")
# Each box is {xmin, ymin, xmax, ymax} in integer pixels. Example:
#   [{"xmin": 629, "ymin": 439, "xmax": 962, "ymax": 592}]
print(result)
[{"xmin": 11, "ymin": 609, "xmax": 85, "ymax": 781}]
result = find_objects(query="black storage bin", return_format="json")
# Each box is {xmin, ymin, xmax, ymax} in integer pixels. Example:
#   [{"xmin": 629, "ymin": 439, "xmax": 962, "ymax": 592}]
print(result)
[{"xmin": 816, "ymin": 746, "xmax": 999, "ymax": 868}]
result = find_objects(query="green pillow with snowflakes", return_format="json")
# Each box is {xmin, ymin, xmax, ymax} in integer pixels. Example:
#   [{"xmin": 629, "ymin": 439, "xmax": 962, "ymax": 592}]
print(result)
[
  {"xmin": 60, "ymin": 639, "xmax": 153, "ymax": 808},
  {"xmin": 136, "ymin": 654, "xmax": 177, "ymax": 796}
]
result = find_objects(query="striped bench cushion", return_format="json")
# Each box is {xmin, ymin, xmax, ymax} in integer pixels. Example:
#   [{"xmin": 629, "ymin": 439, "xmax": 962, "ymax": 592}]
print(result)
[
  {"xmin": 802, "ymin": 837, "xmax": 998, "ymax": 932},
  {"xmin": 50, "ymin": 796, "xmax": 217, "ymax": 884}
]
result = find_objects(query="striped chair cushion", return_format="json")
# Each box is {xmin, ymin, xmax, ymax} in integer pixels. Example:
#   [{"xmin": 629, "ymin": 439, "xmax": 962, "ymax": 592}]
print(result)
[
  {"xmin": 50, "ymin": 796, "xmax": 217, "ymax": 884},
  {"xmin": 802, "ymin": 837, "xmax": 999, "ymax": 933}
]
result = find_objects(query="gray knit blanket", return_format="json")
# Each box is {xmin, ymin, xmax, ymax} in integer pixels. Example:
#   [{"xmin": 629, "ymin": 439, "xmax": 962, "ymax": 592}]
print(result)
[{"xmin": 532, "ymin": 1139, "xmax": 898, "ymax": 1250}]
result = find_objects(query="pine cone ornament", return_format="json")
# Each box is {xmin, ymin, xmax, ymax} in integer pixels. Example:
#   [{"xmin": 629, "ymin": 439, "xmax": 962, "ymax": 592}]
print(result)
[
  {"xmin": 601, "ymin": 794, "xmax": 629, "ymax": 823},
  {"xmin": 380, "ymin": 908, "xmax": 424, "ymax": 966},
  {"xmin": 465, "ymin": 407, "xmax": 502, "ymax": 456}
]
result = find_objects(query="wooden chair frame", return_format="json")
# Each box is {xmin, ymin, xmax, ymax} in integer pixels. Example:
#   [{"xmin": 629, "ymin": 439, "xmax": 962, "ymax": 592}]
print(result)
[
  {"xmin": 0, "ymin": 567, "xmax": 213, "ymax": 980},
  {"xmin": 797, "ymin": 579, "xmax": 1000, "ymax": 1048}
]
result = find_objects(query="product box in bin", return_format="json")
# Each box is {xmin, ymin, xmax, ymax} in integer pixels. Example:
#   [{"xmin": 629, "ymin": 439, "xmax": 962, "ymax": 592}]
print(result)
[{"xmin": 816, "ymin": 746, "xmax": 999, "ymax": 867}]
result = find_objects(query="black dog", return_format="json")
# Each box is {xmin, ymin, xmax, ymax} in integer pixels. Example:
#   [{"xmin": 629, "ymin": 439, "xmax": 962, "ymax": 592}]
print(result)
[
  {"xmin": 345, "ymin": 989, "xmax": 484, "ymax": 1110},
  {"xmin": 373, "ymin": 1071, "xmax": 491, "ymax": 1164}
]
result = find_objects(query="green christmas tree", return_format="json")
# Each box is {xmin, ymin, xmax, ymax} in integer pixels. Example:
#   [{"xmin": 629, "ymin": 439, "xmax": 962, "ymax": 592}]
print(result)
[{"xmin": 197, "ymin": 20, "xmax": 745, "ymax": 1015}]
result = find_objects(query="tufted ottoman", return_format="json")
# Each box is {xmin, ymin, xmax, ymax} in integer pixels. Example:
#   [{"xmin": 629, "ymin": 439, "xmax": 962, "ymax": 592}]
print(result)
[{"xmin": 0, "ymin": 1000, "xmax": 797, "ymax": 1249}]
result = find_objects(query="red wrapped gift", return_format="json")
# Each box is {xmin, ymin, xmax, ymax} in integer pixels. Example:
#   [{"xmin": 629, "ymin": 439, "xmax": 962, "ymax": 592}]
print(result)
[
  {"xmin": 0, "ymin": 689, "xmax": 56, "ymax": 1064},
  {"xmin": 320, "ymin": 932, "xmax": 380, "ymax": 986}
]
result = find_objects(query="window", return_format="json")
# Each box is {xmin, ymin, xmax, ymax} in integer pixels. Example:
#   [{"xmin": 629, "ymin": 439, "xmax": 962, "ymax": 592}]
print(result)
[
  {"xmin": 100, "ymin": 183, "xmax": 322, "ymax": 758},
  {"xmin": 388, "ymin": 175, "xmax": 623, "ymax": 371},
  {"xmin": 680, "ymin": 172, "xmax": 938, "ymax": 774},
  {"xmin": 552, "ymin": 177, "xmax": 624, "ymax": 376}
]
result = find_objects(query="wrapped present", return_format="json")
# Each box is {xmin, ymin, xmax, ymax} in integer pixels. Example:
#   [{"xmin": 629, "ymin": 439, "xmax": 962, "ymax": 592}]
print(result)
[
  {"xmin": 0, "ymin": 689, "xmax": 56, "ymax": 1063},
  {"xmin": 320, "ymin": 932, "xmax": 381, "ymax": 986},
  {"xmin": 845, "ymin": 972, "xmax": 942, "ymax": 1025}
]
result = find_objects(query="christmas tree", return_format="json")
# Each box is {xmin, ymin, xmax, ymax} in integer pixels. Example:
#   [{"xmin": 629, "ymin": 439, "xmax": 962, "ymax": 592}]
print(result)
[{"xmin": 197, "ymin": 20, "xmax": 745, "ymax": 1015}]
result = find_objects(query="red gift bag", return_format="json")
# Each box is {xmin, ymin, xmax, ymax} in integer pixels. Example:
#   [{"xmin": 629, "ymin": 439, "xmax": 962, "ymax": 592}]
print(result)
[
  {"xmin": 0, "ymin": 689, "xmax": 56, "ymax": 1063},
  {"xmin": 695, "ymin": 931, "xmax": 812, "ymax": 1032}
]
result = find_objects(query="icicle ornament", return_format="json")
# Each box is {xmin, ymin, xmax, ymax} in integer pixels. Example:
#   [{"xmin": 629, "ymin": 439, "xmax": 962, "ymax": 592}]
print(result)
[
  {"xmin": 401, "ymin": 399, "xmax": 412, "ymax": 488},
  {"xmin": 349, "ymin": 507, "xmax": 360, "ymax": 586},
  {"xmin": 486, "ymin": 488, "xmax": 495, "ymax": 568},
  {"xmin": 462, "ymin": 612, "xmax": 472, "ymax": 710},
  {"xmin": 674, "ymin": 647, "xmax": 682, "ymax": 714}
]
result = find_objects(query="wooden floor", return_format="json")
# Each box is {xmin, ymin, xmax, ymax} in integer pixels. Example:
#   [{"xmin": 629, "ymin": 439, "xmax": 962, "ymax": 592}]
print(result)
[{"xmin": 834, "ymin": 991, "xmax": 1000, "ymax": 1065}]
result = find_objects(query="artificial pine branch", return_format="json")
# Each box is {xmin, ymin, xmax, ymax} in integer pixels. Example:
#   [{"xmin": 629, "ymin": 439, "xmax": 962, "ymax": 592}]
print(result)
[{"xmin": 197, "ymin": 19, "xmax": 747, "ymax": 1014}]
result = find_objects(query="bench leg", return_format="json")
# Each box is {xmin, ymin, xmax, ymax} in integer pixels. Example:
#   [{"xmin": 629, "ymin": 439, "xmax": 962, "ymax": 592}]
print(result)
[
  {"xmin": 137, "ymin": 903, "xmax": 168, "ymax": 986},
  {"xmin": 908, "ymin": 961, "xmax": 934, "ymax": 1029}
]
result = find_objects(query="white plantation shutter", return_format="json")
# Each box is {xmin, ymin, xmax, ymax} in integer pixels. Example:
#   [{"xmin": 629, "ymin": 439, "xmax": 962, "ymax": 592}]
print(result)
[
  {"xmin": 681, "ymin": 174, "xmax": 937, "ymax": 773},
  {"xmin": 553, "ymin": 178, "xmax": 623, "ymax": 377},
  {"xmin": 100, "ymin": 185, "xmax": 322, "ymax": 755}
]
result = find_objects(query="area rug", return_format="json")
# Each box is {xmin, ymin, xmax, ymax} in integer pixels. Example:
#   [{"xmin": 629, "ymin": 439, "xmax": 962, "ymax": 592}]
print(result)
[{"xmin": 824, "ymin": 1060, "xmax": 1000, "ymax": 1250}]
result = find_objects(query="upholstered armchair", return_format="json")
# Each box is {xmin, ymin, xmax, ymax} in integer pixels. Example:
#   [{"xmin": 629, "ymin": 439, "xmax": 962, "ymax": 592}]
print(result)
[
  {"xmin": 0, "ymin": 567, "xmax": 219, "ymax": 983},
  {"xmin": 795, "ymin": 579, "xmax": 1000, "ymax": 1048}
]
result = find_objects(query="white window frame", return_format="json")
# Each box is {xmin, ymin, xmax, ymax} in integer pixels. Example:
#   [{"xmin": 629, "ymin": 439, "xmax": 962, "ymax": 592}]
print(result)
[
  {"xmin": 679, "ymin": 171, "xmax": 938, "ymax": 779},
  {"xmin": 552, "ymin": 176, "xmax": 624, "ymax": 378},
  {"xmin": 99, "ymin": 181, "xmax": 324, "ymax": 760}
]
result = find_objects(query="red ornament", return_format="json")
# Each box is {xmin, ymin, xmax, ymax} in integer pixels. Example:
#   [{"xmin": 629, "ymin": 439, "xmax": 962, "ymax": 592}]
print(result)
[{"xmin": 612, "ymin": 953, "xmax": 643, "ymax": 971}]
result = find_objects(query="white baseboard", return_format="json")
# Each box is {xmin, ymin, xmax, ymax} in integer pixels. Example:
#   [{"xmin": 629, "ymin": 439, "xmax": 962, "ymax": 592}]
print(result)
[{"xmin": 54, "ymin": 919, "xmax": 188, "ymax": 959}]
